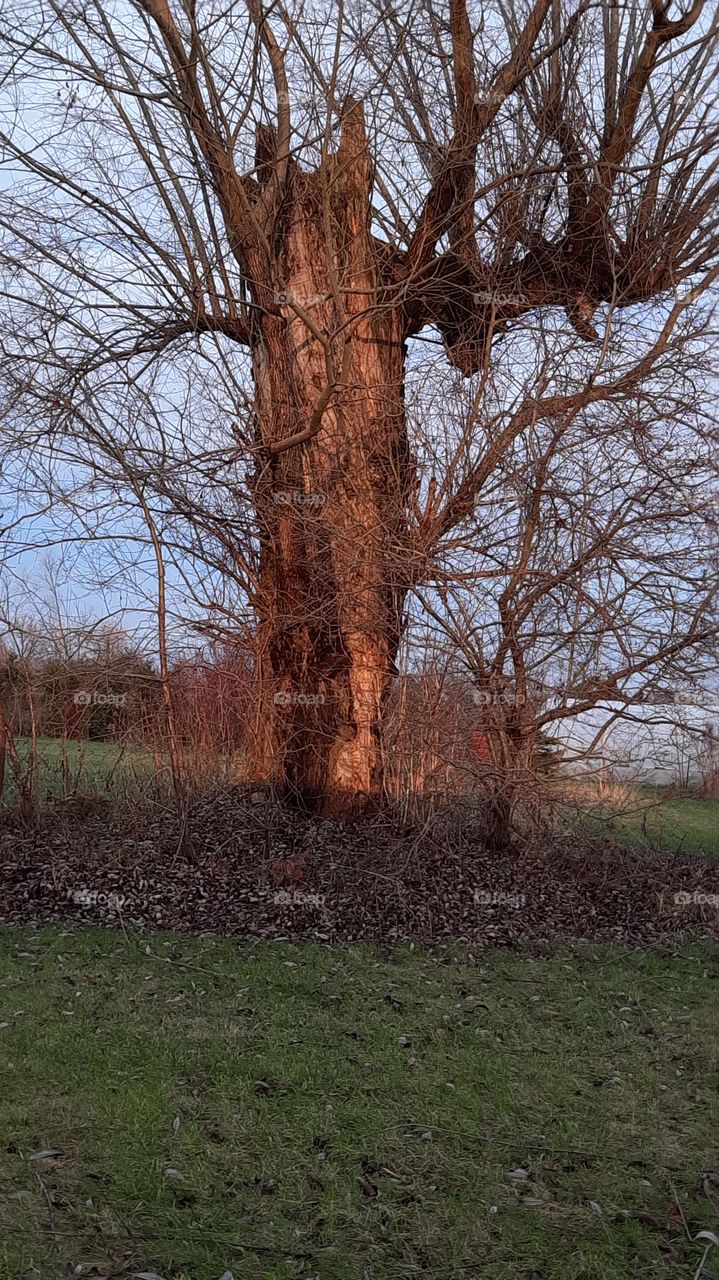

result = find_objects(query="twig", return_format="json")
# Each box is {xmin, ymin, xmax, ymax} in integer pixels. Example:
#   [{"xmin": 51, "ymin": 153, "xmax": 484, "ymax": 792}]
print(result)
[
  {"xmin": 34, "ymin": 1166, "xmax": 57, "ymax": 1261},
  {"xmin": 669, "ymin": 1179, "xmax": 692, "ymax": 1238}
]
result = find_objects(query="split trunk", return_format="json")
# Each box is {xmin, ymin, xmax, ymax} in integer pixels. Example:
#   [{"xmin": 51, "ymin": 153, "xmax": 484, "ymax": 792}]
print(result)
[{"xmin": 247, "ymin": 108, "xmax": 413, "ymax": 815}]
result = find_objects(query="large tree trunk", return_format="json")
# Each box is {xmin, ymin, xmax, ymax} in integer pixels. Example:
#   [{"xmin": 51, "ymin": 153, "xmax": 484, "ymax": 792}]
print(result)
[
  {"xmin": 248, "ymin": 106, "xmax": 412, "ymax": 815},
  {"xmin": 0, "ymin": 682, "xmax": 6, "ymax": 807}
]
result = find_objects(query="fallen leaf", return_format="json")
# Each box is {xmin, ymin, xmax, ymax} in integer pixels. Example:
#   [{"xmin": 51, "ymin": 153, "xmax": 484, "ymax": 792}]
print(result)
[
  {"xmin": 254, "ymin": 1078, "xmax": 278, "ymax": 1096},
  {"xmin": 163, "ymin": 1167, "xmax": 186, "ymax": 1182},
  {"xmin": 29, "ymin": 1149, "xmax": 64, "ymax": 1161},
  {"xmin": 508, "ymin": 1167, "xmax": 530, "ymax": 1180}
]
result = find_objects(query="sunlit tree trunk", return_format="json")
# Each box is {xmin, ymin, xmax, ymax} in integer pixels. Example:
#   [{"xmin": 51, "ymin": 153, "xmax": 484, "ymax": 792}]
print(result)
[{"xmin": 248, "ymin": 111, "xmax": 411, "ymax": 814}]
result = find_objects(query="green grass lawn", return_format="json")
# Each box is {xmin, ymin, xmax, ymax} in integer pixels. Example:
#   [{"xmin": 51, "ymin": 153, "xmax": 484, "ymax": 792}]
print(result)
[
  {"xmin": 0, "ymin": 926, "xmax": 717, "ymax": 1279},
  {"xmin": 5, "ymin": 736, "xmax": 164, "ymax": 801},
  {"xmin": 575, "ymin": 785, "xmax": 719, "ymax": 857},
  {"xmin": 4, "ymin": 737, "xmax": 246, "ymax": 802}
]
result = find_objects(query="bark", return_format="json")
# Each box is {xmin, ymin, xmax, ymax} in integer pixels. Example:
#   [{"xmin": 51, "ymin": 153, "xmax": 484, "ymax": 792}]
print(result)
[
  {"xmin": 0, "ymin": 683, "xmax": 6, "ymax": 807},
  {"xmin": 248, "ymin": 107, "xmax": 412, "ymax": 815},
  {"xmin": 483, "ymin": 722, "xmax": 539, "ymax": 848}
]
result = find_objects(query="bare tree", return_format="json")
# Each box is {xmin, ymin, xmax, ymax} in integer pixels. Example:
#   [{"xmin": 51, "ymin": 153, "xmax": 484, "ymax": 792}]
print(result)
[
  {"xmin": 1, "ymin": 0, "xmax": 718, "ymax": 814},
  {"xmin": 412, "ymin": 348, "xmax": 719, "ymax": 840}
]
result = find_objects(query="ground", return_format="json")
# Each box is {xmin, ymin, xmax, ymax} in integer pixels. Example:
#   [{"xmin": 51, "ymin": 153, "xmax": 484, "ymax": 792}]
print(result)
[
  {"xmin": 1, "ymin": 787, "xmax": 719, "ymax": 946},
  {"xmin": 6, "ymin": 737, "xmax": 166, "ymax": 801},
  {"xmin": 6, "ymin": 738, "xmax": 719, "ymax": 857},
  {"xmin": 0, "ymin": 926, "xmax": 717, "ymax": 1280},
  {"xmin": 1, "ymin": 742, "xmax": 718, "ymax": 1277},
  {"xmin": 577, "ymin": 785, "xmax": 719, "ymax": 857}
]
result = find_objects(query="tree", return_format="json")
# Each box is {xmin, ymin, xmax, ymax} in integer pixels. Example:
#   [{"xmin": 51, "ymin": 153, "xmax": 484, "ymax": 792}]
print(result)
[
  {"xmin": 1, "ymin": 0, "xmax": 718, "ymax": 814},
  {"xmin": 412, "ymin": 356, "xmax": 719, "ymax": 840}
]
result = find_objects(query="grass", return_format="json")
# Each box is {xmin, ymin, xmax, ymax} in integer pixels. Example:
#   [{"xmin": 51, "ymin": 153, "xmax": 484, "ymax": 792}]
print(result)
[
  {"xmin": 573, "ymin": 784, "xmax": 719, "ymax": 857},
  {"xmin": 5, "ymin": 737, "xmax": 246, "ymax": 803},
  {"xmin": 6, "ymin": 735, "xmax": 160, "ymax": 800},
  {"xmin": 0, "ymin": 926, "xmax": 717, "ymax": 1279}
]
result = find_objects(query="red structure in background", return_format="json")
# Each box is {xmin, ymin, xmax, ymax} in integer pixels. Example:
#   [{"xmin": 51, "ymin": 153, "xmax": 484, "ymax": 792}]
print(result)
[
  {"xmin": 65, "ymin": 696, "xmax": 86, "ymax": 740},
  {"xmin": 472, "ymin": 730, "xmax": 492, "ymax": 760}
]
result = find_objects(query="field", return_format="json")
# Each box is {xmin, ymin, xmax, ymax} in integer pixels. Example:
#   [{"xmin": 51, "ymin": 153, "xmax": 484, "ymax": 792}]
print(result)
[
  {"xmin": 5, "ymin": 736, "xmax": 163, "ymax": 799},
  {"xmin": 0, "ymin": 926, "xmax": 717, "ymax": 1280},
  {"xmin": 571, "ymin": 784, "xmax": 719, "ymax": 857}
]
